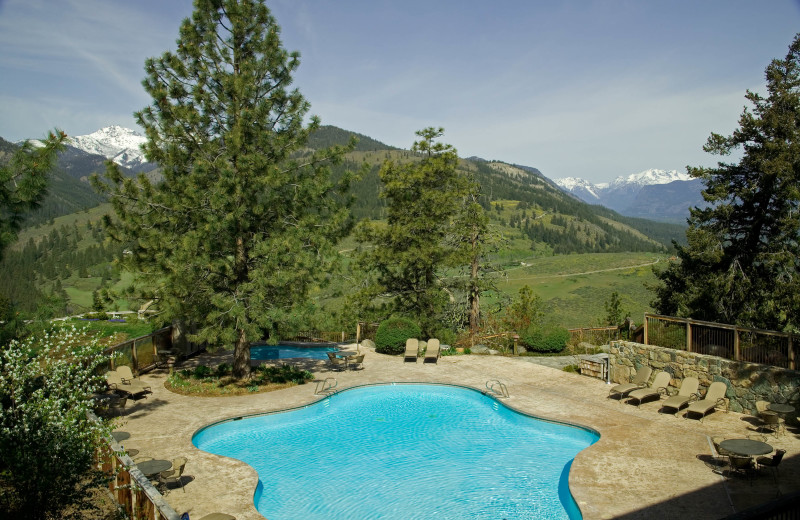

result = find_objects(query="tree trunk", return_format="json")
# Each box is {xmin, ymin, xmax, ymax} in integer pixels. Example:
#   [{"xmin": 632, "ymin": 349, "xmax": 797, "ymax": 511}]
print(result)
[
  {"xmin": 468, "ymin": 229, "xmax": 480, "ymax": 345},
  {"xmin": 233, "ymin": 327, "xmax": 251, "ymax": 379}
]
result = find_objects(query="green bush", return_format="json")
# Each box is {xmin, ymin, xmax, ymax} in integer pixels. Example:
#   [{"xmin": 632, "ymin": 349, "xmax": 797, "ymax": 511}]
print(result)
[
  {"xmin": 193, "ymin": 365, "xmax": 213, "ymax": 379},
  {"xmin": 521, "ymin": 326, "xmax": 570, "ymax": 353},
  {"xmin": 375, "ymin": 317, "xmax": 421, "ymax": 355},
  {"xmin": 433, "ymin": 328, "xmax": 457, "ymax": 347}
]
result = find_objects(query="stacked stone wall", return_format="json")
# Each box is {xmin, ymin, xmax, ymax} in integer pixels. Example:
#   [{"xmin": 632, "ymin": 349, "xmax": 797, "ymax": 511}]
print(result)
[{"xmin": 609, "ymin": 340, "xmax": 800, "ymax": 418}]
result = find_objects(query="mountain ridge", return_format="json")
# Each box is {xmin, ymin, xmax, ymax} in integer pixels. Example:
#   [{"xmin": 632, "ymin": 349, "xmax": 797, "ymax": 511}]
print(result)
[{"xmin": 553, "ymin": 169, "xmax": 704, "ymax": 223}]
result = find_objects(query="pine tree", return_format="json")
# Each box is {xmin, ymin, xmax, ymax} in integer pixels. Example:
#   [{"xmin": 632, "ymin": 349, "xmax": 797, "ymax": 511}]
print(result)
[
  {"xmin": 95, "ymin": 0, "xmax": 354, "ymax": 378},
  {"xmin": 354, "ymin": 128, "xmax": 468, "ymax": 335},
  {"xmin": 0, "ymin": 130, "xmax": 66, "ymax": 261},
  {"xmin": 653, "ymin": 33, "xmax": 800, "ymax": 331}
]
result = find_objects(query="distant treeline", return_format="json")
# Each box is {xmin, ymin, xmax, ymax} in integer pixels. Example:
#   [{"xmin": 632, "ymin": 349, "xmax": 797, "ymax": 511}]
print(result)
[{"xmin": 0, "ymin": 221, "xmax": 123, "ymax": 313}]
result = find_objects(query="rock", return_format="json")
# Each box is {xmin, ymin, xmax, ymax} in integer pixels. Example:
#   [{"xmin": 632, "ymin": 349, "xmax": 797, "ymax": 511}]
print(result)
[
  {"xmin": 488, "ymin": 349, "xmax": 500, "ymax": 355},
  {"xmin": 471, "ymin": 344, "xmax": 490, "ymax": 354},
  {"xmin": 360, "ymin": 339, "xmax": 376, "ymax": 350}
]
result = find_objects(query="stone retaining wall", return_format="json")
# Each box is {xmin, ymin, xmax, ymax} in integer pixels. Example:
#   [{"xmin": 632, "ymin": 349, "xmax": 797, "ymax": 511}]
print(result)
[{"xmin": 609, "ymin": 340, "xmax": 800, "ymax": 418}]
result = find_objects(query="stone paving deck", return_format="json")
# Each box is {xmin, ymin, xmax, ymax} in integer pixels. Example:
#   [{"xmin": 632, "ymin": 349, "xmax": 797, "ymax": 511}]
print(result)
[{"xmin": 117, "ymin": 345, "xmax": 800, "ymax": 520}]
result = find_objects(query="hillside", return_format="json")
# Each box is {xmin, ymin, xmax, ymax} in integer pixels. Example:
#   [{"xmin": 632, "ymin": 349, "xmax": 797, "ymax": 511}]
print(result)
[{"xmin": 0, "ymin": 125, "xmax": 685, "ymax": 320}]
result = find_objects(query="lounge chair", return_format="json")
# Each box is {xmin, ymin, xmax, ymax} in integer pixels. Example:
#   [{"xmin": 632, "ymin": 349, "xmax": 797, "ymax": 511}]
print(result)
[
  {"xmin": 660, "ymin": 377, "xmax": 699, "ymax": 414},
  {"xmin": 326, "ymin": 352, "xmax": 347, "ymax": 371},
  {"xmin": 160, "ymin": 456, "xmax": 187, "ymax": 492},
  {"xmin": 105, "ymin": 371, "xmax": 150, "ymax": 399},
  {"xmin": 116, "ymin": 366, "xmax": 152, "ymax": 392},
  {"xmin": 348, "ymin": 354, "xmax": 365, "ymax": 370},
  {"xmin": 608, "ymin": 366, "xmax": 652, "ymax": 400},
  {"xmin": 423, "ymin": 339, "xmax": 440, "ymax": 364},
  {"xmin": 627, "ymin": 371, "xmax": 671, "ymax": 407},
  {"xmin": 404, "ymin": 338, "xmax": 419, "ymax": 362},
  {"xmin": 685, "ymin": 381, "xmax": 728, "ymax": 421}
]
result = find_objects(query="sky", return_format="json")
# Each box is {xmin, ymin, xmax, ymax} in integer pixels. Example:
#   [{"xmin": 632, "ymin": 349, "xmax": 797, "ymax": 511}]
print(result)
[{"xmin": 1, "ymin": 0, "xmax": 799, "ymax": 183}]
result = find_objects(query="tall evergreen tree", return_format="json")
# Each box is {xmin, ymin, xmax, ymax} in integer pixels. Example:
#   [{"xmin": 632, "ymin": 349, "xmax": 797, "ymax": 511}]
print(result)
[
  {"xmin": 354, "ymin": 128, "xmax": 467, "ymax": 334},
  {"xmin": 95, "ymin": 0, "xmax": 354, "ymax": 378},
  {"xmin": 0, "ymin": 130, "xmax": 66, "ymax": 261},
  {"xmin": 653, "ymin": 33, "xmax": 800, "ymax": 331}
]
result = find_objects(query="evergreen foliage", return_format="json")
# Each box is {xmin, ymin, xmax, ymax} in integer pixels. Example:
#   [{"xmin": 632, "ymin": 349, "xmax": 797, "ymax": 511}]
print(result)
[
  {"xmin": 653, "ymin": 34, "xmax": 800, "ymax": 331},
  {"xmin": 0, "ymin": 129, "xmax": 67, "ymax": 261},
  {"xmin": 374, "ymin": 316, "xmax": 421, "ymax": 355},
  {"xmin": 94, "ymin": 0, "xmax": 356, "ymax": 378},
  {"xmin": 354, "ymin": 128, "xmax": 469, "ymax": 335},
  {"xmin": 521, "ymin": 326, "xmax": 570, "ymax": 353}
]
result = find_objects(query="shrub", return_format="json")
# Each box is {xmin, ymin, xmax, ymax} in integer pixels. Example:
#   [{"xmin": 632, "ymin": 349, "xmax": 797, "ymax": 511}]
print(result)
[
  {"xmin": 214, "ymin": 363, "xmax": 232, "ymax": 378},
  {"xmin": 375, "ymin": 317, "xmax": 421, "ymax": 355},
  {"xmin": 521, "ymin": 326, "xmax": 570, "ymax": 353},
  {"xmin": 0, "ymin": 326, "xmax": 111, "ymax": 519},
  {"xmin": 193, "ymin": 365, "xmax": 213, "ymax": 379},
  {"xmin": 433, "ymin": 328, "xmax": 457, "ymax": 347}
]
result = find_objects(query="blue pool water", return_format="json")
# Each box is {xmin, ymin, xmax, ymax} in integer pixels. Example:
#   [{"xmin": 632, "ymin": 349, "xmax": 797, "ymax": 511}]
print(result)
[
  {"xmin": 193, "ymin": 384, "xmax": 598, "ymax": 520},
  {"xmin": 250, "ymin": 344, "xmax": 338, "ymax": 361}
]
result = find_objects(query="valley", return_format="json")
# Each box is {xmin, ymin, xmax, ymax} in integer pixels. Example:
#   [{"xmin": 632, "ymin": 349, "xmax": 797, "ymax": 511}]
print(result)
[{"xmin": 0, "ymin": 125, "xmax": 682, "ymax": 330}]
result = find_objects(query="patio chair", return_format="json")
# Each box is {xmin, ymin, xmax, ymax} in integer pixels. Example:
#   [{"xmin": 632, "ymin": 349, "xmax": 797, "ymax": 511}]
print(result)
[
  {"xmin": 755, "ymin": 400, "xmax": 783, "ymax": 436},
  {"xmin": 160, "ymin": 456, "xmax": 187, "ymax": 492},
  {"xmin": 627, "ymin": 371, "xmax": 671, "ymax": 407},
  {"xmin": 756, "ymin": 449, "xmax": 786, "ymax": 483},
  {"xmin": 727, "ymin": 455, "xmax": 756, "ymax": 481},
  {"xmin": 423, "ymin": 339, "xmax": 441, "ymax": 364},
  {"xmin": 326, "ymin": 351, "xmax": 347, "ymax": 371},
  {"xmin": 105, "ymin": 371, "xmax": 150, "ymax": 399},
  {"xmin": 404, "ymin": 338, "xmax": 419, "ymax": 362},
  {"xmin": 608, "ymin": 366, "xmax": 652, "ymax": 400},
  {"xmin": 108, "ymin": 395, "xmax": 128, "ymax": 416},
  {"xmin": 660, "ymin": 377, "xmax": 699, "ymax": 415},
  {"xmin": 348, "ymin": 354, "xmax": 365, "ymax": 370},
  {"xmin": 685, "ymin": 381, "xmax": 728, "ymax": 421}
]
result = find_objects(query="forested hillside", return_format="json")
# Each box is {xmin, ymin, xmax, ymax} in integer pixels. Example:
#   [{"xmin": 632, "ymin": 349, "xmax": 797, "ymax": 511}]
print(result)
[{"xmin": 0, "ymin": 125, "xmax": 685, "ymax": 318}]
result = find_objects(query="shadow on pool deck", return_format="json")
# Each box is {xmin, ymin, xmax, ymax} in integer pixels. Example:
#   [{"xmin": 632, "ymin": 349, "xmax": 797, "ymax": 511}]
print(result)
[{"xmin": 117, "ymin": 345, "xmax": 800, "ymax": 520}]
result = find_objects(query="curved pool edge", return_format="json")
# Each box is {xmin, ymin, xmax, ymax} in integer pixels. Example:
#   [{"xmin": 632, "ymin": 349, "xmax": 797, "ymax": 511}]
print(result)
[
  {"xmin": 191, "ymin": 380, "xmax": 601, "ymax": 440},
  {"xmin": 191, "ymin": 381, "xmax": 600, "ymax": 520}
]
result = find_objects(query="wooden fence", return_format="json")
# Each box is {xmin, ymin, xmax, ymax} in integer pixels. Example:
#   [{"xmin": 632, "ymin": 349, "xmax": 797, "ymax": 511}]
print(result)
[
  {"xmin": 644, "ymin": 313, "xmax": 796, "ymax": 370},
  {"xmin": 568, "ymin": 326, "xmax": 620, "ymax": 346},
  {"xmin": 104, "ymin": 326, "xmax": 174, "ymax": 376},
  {"xmin": 94, "ymin": 416, "xmax": 180, "ymax": 520}
]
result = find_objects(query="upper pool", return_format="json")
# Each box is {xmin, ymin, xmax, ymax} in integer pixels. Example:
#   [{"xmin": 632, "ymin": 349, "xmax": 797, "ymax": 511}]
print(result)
[
  {"xmin": 193, "ymin": 384, "xmax": 598, "ymax": 519},
  {"xmin": 249, "ymin": 343, "xmax": 338, "ymax": 361}
]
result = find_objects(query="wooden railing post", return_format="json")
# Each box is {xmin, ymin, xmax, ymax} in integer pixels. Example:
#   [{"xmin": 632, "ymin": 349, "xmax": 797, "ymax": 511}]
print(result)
[
  {"xmin": 789, "ymin": 333, "xmax": 795, "ymax": 370},
  {"xmin": 131, "ymin": 339, "xmax": 139, "ymax": 374},
  {"xmin": 643, "ymin": 314, "xmax": 649, "ymax": 345},
  {"xmin": 734, "ymin": 327, "xmax": 741, "ymax": 361},
  {"xmin": 686, "ymin": 319, "xmax": 692, "ymax": 352}
]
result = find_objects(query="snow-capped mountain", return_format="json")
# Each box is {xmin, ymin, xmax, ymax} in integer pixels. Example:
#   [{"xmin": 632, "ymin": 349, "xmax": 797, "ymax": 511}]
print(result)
[
  {"xmin": 554, "ymin": 169, "xmax": 703, "ymax": 223},
  {"xmin": 604, "ymin": 169, "xmax": 692, "ymax": 189},
  {"xmin": 69, "ymin": 126, "xmax": 152, "ymax": 171}
]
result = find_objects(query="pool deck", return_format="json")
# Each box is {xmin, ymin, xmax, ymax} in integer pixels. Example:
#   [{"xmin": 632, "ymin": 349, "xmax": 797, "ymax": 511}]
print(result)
[{"xmin": 119, "ymin": 344, "xmax": 800, "ymax": 520}]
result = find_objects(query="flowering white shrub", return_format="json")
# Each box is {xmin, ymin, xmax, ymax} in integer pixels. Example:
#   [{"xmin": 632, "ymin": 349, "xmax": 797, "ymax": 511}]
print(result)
[{"xmin": 0, "ymin": 326, "xmax": 112, "ymax": 519}]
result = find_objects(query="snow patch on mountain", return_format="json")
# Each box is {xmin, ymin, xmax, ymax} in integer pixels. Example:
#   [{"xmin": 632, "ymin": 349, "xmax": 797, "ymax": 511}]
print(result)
[{"xmin": 69, "ymin": 126, "xmax": 149, "ymax": 169}]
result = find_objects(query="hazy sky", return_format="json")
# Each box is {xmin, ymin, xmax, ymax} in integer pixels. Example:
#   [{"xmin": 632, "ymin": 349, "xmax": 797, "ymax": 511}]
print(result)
[{"xmin": 1, "ymin": 0, "xmax": 799, "ymax": 183}]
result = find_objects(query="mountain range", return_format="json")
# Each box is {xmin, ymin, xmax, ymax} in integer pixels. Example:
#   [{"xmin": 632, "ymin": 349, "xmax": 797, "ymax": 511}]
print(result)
[
  {"xmin": 554, "ymin": 169, "xmax": 706, "ymax": 224},
  {"xmin": 5, "ymin": 125, "xmax": 688, "ymax": 249}
]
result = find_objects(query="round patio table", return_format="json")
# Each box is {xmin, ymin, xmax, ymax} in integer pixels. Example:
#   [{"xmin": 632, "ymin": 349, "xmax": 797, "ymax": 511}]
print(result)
[
  {"xmin": 336, "ymin": 351, "xmax": 357, "ymax": 357},
  {"xmin": 136, "ymin": 459, "xmax": 171, "ymax": 478},
  {"xmin": 719, "ymin": 438, "xmax": 773, "ymax": 457},
  {"xmin": 111, "ymin": 431, "xmax": 130, "ymax": 442},
  {"xmin": 768, "ymin": 403, "xmax": 795, "ymax": 414}
]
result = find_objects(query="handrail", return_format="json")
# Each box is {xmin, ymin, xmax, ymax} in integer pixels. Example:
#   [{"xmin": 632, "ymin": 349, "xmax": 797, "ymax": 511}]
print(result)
[
  {"xmin": 315, "ymin": 377, "xmax": 338, "ymax": 395},
  {"xmin": 485, "ymin": 380, "xmax": 509, "ymax": 398}
]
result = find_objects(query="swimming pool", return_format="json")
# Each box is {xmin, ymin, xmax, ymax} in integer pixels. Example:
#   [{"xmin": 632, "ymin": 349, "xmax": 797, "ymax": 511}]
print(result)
[
  {"xmin": 249, "ymin": 344, "xmax": 338, "ymax": 361},
  {"xmin": 193, "ymin": 384, "xmax": 598, "ymax": 519}
]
